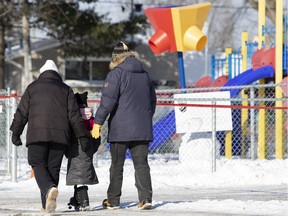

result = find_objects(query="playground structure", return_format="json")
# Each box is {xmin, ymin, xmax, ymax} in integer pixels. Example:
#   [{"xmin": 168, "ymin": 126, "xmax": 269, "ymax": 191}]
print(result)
[
  {"xmin": 210, "ymin": 0, "xmax": 287, "ymax": 160},
  {"xmin": 102, "ymin": 1, "xmax": 287, "ymax": 160},
  {"xmin": 147, "ymin": 0, "xmax": 287, "ymax": 160}
]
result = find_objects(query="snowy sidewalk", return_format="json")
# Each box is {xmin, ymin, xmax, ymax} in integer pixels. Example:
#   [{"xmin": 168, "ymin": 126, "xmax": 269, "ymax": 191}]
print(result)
[
  {"xmin": 0, "ymin": 183, "xmax": 287, "ymax": 216},
  {"xmin": 1, "ymin": 159, "xmax": 288, "ymax": 215}
]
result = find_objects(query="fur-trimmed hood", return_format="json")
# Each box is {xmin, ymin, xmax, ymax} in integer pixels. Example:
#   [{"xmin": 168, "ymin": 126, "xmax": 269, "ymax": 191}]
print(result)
[{"xmin": 109, "ymin": 51, "xmax": 140, "ymax": 70}]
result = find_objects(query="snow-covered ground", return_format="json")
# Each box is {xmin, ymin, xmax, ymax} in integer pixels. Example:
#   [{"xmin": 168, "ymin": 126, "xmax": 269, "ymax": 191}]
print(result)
[{"xmin": 0, "ymin": 156, "xmax": 287, "ymax": 216}]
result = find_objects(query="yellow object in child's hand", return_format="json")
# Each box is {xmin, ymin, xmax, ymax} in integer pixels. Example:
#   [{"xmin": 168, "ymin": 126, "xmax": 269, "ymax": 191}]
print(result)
[{"xmin": 91, "ymin": 124, "xmax": 102, "ymax": 139}]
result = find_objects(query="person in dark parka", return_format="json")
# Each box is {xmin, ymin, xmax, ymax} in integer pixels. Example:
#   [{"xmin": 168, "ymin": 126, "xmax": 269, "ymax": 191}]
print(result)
[
  {"xmin": 66, "ymin": 91, "xmax": 100, "ymax": 211},
  {"xmin": 10, "ymin": 60, "xmax": 90, "ymax": 213},
  {"xmin": 91, "ymin": 41, "xmax": 157, "ymax": 210}
]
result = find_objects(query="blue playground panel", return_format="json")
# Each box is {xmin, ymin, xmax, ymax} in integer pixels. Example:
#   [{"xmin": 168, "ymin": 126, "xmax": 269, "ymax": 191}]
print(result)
[
  {"xmin": 123, "ymin": 110, "xmax": 176, "ymax": 158},
  {"xmin": 149, "ymin": 110, "xmax": 176, "ymax": 152},
  {"xmin": 223, "ymin": 65, "xmax": 275, "ymax": 98}
]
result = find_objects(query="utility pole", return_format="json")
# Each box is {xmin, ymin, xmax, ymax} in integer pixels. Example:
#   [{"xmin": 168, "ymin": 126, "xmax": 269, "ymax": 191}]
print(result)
[{"xmin": 21, "ymin": 0, "xmax": 32, "ymax": 94}]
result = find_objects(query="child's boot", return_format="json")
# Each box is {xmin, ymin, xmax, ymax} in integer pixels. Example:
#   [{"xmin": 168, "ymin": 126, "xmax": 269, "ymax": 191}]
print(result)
[
  {"xmin": 76, "ymin": 186, "xmax": 90, "ymax": 211},
  {"xmin": 67, "ymin": 185, "xmax": 80, "ymax": 211}
]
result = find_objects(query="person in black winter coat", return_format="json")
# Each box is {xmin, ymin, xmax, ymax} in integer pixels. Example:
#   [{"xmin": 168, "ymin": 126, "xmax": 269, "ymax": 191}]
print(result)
[
  {"xmin": 10, "ymin": 60, "xmax": 90, "ymax": 213},
  {"xmin": 91, "ymin": 41, "xmax": 157, "ymax": 210},
  {"xmin": 66, "ymin": 91, "xmax": 100, "ymax": 211}
]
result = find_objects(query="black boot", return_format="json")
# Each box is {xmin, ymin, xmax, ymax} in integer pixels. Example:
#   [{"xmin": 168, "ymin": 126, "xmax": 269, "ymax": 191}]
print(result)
[
  {"xmin": 75, "ymin": 186, "xmax": 90, "ymax": 211},
  {"xmin": 67, "ymin": 185, "xmax": 80, "ymax": 211}
]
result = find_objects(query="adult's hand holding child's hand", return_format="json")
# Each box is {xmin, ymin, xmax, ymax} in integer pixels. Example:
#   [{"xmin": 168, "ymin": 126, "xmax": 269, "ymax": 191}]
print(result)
[{"xmin": 91, "ymin": 124, "xmax": 102, "ymax": 139}]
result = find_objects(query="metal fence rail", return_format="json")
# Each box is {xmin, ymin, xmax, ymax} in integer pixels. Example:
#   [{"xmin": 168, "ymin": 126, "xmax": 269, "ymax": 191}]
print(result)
[{"xmin": 0, "ymin": 83, "xmax": 287, "ymax": 182}]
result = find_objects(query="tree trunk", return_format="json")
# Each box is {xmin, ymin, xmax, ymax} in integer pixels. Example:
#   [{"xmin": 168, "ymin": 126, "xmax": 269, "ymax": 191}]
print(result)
[
  {"xmin": 0, "ymin": 21, "xmax": 5, "ymax": 89},
  {"xmin": 21, "ymin": 0, "xmax": 32, "ymax": 93}
]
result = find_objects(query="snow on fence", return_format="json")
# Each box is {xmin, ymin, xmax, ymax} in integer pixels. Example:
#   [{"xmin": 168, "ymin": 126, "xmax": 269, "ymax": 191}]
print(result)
[{"xmin": 0, "ymin": 84, "xmax": 287, "ymax": 182}]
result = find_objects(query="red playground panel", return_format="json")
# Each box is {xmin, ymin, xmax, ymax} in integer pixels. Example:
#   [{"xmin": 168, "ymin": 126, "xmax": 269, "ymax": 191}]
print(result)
[
  {"xmin": 251, "ymin": 48, "xmax": 275, "ymax": 70},
  {"xmin": 194, "ymin": 76, "xmax": 212, "ymax": 88},
  {"xmin": 209, "ymin": 75, "xmax": 228, "ymax": 87}
]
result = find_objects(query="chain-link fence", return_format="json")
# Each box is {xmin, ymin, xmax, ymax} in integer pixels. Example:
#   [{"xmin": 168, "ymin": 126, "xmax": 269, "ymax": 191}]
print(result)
[{"xmin": 0, "ymin": 83, "xmax": 287, "ymax": 182}]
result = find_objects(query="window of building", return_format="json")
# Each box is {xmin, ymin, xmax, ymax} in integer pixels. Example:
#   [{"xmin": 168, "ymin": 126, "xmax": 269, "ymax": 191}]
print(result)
[
  {"xmin": 92, "ymin": 61, "xmax": 109, "ymax": 80},
  {"xmin": 65, "ymin": 60, "xmax": 110, "ymax": 81}
]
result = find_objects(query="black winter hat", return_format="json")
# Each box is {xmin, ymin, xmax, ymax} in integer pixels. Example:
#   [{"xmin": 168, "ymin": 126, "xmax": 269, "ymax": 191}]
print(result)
[
  {"xmin": 112, "ymin": 41, "xmax": 129, "ymax": 57},
  {"xmin": 75, "ymin": 92, "xmax": 88, "ymax": 108}
]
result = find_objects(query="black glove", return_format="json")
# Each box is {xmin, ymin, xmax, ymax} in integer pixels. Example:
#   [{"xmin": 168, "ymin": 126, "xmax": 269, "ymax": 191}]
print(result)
[
  {"xmin": 12, "ymin": 134, "xmax": 22, "ymax": 146},
  {"xmin": 92, "ymin": 137, "xmax": 101, "ymax": 154},
  {"xmin": 79, "ymin": 136, "xmax": 90, "ymax": 152}
]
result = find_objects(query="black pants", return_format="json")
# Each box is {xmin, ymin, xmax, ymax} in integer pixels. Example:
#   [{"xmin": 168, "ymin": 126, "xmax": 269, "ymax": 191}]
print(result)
[
  {"xmin": 107, "ymin": 141, "xmax": 152, "ymax": 205},
  {"xmin": 28, "ymin": 142, "xmax": 66, "ymax": 208}
]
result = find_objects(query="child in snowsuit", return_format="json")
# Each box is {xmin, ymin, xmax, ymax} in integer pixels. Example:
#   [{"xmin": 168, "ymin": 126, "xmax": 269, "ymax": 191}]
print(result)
[{"xmin": 66, "ymin": 91, "xmax": 100, "ymax": 211}]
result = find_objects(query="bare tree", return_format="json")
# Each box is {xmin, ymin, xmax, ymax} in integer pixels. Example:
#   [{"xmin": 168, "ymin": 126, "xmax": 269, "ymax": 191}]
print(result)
[
  {"xmin": 246, "ymin": 0, "xmax": 276, "ymax": 23},
  {"xmin": 21, "ymin": 0, "xmax": 32, "ymax": 93}
]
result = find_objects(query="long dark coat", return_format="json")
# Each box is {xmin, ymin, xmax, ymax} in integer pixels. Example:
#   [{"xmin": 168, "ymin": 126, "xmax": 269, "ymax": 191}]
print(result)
[
  {"xmin": 94, "ymin": 53, "xmax": 156, "ymax": 143},
  {"xmin": 66, "ymin": 117, "xmax": 100, "ymax": 185},
  {"xmin": 10, "ymin": 70, "xmax": 87, "ymax": 146}
]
